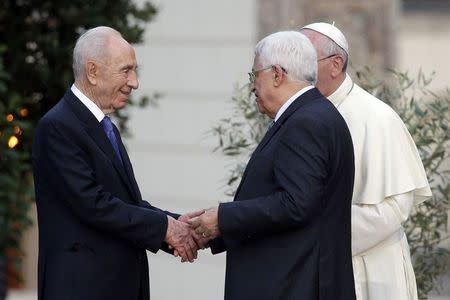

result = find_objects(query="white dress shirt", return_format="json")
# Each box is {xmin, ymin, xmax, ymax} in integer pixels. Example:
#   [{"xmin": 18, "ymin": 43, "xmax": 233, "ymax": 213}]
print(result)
[
  {"xmin": 71, "ymin": 84, "xmax": 105, "ymax": 122},
  {"xmin": 274, "ymin": 85, "xmax": 314, "ymax": 122}
]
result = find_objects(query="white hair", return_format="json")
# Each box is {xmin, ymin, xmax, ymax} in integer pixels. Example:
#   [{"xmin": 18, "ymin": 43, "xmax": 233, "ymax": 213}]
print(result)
[
  {"xmin": 72, "ymin": 26, "xmax": 122, "ymax": 79},
  {"xmin": 300, "ymin": 28, "xmax": 349, "ymax": 71},
  {"xmin": 254, "ymin": 31, "xmax": 317, "ymax": 85}
]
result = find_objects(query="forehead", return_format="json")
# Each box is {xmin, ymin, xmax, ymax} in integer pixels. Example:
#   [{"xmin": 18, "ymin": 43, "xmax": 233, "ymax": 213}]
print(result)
[{"xmin": 107, "ymin": 37, "xmax": 137, "ymax": 66}]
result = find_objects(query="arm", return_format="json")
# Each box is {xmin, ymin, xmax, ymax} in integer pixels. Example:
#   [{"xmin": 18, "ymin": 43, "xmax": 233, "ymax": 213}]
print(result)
[
  {"xmin": 351, "ymin": 191, "xmax": 414, "ymax": 256},
  {"xmin": 209, "ymin": 237, "xmax": 227, "ymax": 254},
  {"xmin": 139, "ymin": 200, "xmax": 180, "ymax": 219},
  {"xmin": 38, "ymin": 119, "xmax": 168, "ymax": 253}
]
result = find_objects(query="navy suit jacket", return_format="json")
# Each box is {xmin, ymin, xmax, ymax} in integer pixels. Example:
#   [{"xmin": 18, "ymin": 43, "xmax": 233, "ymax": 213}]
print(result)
[
  {"xmin": 211, "ymin": 88, "xmax": 356, "ymax": 300},
  {"xmin": 32, "ymin": 89, "xmax": 176, "ymax": 300}
]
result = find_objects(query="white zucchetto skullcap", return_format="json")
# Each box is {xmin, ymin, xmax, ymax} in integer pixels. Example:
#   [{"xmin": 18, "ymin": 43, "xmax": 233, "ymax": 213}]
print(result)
[{"xmin": 302, "ymin": 22, "xmax": 349, "ymax": 55}]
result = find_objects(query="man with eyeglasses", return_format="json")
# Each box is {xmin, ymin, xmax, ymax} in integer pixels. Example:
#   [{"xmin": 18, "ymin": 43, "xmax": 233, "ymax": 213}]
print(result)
[
  {"xmin": 300, "ymin": 22, "xmax": 431, "ymax": 300},
  {"xmin": 189, "ymin": 31, "xmax": 356, "ymax": 300}
]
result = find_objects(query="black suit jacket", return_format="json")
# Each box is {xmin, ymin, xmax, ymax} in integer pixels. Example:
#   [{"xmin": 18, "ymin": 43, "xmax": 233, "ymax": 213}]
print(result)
[
  {"xmin": 211, "ymin": 88, "xmax": 356, "ymax": 300},
  {"xmin": 32, "ymin": 89, "xmax": 176, "ymax": 300}
]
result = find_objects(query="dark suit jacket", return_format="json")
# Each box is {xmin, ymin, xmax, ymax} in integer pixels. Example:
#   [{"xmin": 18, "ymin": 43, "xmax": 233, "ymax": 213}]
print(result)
[
  {"xmin": 210, "ymin": 88, "xmax": 356, "ymax": 300},
  {"xmin": 32, "ymin": 89, "xmax": 176, "ymax": 300}
]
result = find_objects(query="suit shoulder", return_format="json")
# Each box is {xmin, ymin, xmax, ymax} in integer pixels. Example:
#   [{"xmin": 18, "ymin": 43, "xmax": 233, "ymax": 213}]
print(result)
[
  {"xmin": 299, "ymin": 96, "xmax": 347, "ymax": 127},
  {"xmin": 37, "ymin": 98, "xmax": 74, "ymax": 128},
  {"xmin": 341, "ymin": 84, "xmax": 405, "ymax": 130},
  {"xmin": 351, "ymin": 84, "xmax": 400, "ymax": 117}
]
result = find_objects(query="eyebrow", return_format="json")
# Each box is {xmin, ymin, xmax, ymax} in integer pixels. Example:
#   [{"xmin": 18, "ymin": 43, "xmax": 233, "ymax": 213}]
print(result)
[{"xmin": 121, "ymin": 64, "xmax": 138, "ymax": 70}]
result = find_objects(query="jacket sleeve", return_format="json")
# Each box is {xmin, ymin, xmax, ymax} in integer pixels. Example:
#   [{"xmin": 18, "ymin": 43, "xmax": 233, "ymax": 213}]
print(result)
[
  {"xmin": 138, "ymin": 199, "xmax": 179, "ymax": 254},
  {"xmin": 139, "ymin": 200, "xmax": 180, "ymax": 220},
  {"xmin": 35, "ymin": 118, "xmax": 168, "ymax": 253},
  {"xmin": 209, "ymin": 237, "xmax": 227, "ymax": 254},
  {"xmin": 218, "ymin": 117, "xmax": 329, "ymax": 243}
]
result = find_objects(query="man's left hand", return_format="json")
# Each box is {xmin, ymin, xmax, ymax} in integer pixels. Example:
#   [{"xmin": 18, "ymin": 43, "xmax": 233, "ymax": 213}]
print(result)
[
  {"xmin": 189, "ymin": 207, "xmax": 220, "ymax": 240},
  {"xmin": 178, "ymin": 209, "xmax": 205, "ymax": 223}
]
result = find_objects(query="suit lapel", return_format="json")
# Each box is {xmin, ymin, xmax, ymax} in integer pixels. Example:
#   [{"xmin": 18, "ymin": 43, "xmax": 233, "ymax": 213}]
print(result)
[
  {"xmin": 63, "ymin": 90, "xmax": 138, "ymax": 202},
  {"xmin": 84, "ymin": 124, "xmax": 137, "ymax": 200},
  {"xmin": 234, "ymin": 88, "xmax": 323, "ymax": 199}
]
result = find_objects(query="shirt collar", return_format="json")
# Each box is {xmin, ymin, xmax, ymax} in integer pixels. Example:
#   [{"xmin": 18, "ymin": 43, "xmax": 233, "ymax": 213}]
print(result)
[
  {"xmin": 274, "ymin": 85, "xmax": 314, "ymax": 122},
  {"xmin": 327, "ymin": 73, "xmax": 353, "ymax": 108},
  {"xmin": 71, "ymin": 84, "xmax": 105, "ymax": 122}
]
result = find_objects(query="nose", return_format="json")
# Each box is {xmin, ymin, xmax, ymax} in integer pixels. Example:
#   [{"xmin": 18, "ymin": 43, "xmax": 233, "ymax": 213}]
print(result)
[
  {"xmin": 251, "ymin": 87, "xmax": 257, "ymax": 102},
  {"xmin": 128, "ymin": 70, "xmax": 139, "ymax": 90},
  {"xmin": 250, "ymin": 80, "xmax": 256, "ymax": 92}
]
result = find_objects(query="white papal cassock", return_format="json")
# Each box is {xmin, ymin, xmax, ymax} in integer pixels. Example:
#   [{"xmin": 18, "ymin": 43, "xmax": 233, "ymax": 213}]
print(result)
[{"xmin": 328, "ymin": 74, "xmax": 432, "ymax": 300}]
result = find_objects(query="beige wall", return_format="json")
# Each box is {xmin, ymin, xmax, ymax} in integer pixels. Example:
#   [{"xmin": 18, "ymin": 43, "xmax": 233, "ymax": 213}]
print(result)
[
  {"xmin": 21, "ymin": 206, "xmax": 37, "ymax": 290},
  {"xmin": 397, "ymin": 12, "xmax": 450, "ymax": 92}
]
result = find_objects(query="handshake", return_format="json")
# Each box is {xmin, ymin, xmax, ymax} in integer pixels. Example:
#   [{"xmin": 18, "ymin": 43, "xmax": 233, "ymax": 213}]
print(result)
[{"xmin": 164, "ymin": 207, "xmax": 220, "ymax": 263}]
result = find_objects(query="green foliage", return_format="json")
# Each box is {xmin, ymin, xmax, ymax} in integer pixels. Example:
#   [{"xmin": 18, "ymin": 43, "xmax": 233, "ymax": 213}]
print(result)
[
  {"xmin": 0, "ymin": 0, "xmax": 159, "ymax": 286},
  {"xmin": 0, "ymin": 44, "xmax": 34, "ymax": 286},
  {"xmin": 0, "ymin": 0, "xmax": 160, "ymax": 135},
  {"xmin": 211, "ymin": 83, "xmax": 269, "ymax": 196},
  {"xmin": 213, "ymin": 70, "xmax": 450, "ymax": 298}
]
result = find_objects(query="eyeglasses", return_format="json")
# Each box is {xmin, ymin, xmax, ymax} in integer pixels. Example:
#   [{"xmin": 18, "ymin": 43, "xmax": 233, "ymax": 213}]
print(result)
[
  {"xmin": 317, "ymin": 54, "xmax": 338, "ymax": 62},
  {"xmin": 248, "ymin": 65, "xmax": 287, "ymax": 83}
]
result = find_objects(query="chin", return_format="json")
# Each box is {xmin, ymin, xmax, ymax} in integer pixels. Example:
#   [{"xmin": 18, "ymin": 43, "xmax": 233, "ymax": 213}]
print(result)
[
  {"xmin": 257, "ymin": 103, "xmax": 267, "ymax": 115},
  {"xmin": 119, "ymin": 99, "xmax": 129, "ymax": 106}
]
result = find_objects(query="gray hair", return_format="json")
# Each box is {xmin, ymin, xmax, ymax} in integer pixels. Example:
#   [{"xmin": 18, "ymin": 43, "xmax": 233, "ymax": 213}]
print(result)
[
  {"xmin": 300, "ymin": 28, "xmax": 348, "ymax": 72},
  {"xmin": 72, "ymin": 26, "xmax": 122, "ymax": 79},
  {"xmin": 254, "ymin": 31, "xmax": 317, "ymax": 85}
]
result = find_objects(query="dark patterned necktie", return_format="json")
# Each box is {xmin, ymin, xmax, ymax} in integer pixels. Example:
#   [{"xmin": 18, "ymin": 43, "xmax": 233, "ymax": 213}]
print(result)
[{"xmin": 101, "ymin": 116, "xmax": 123, "ymax": 165}]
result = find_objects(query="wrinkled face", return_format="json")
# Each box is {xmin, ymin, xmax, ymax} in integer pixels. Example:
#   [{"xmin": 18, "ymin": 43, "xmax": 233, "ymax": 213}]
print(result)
[
  {"xmin": 94, "ymin": 36, "xmax": 139, "ymax": 113},
  {"xmin": 251, "ymin": 55, "xmax": 277, "ymax": 118}
]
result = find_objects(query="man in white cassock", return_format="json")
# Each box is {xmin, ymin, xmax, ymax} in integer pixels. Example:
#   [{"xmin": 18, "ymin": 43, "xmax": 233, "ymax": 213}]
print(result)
[{"xmin": 300, "ymin": 23, "xmax": 432, "ymax": 300}]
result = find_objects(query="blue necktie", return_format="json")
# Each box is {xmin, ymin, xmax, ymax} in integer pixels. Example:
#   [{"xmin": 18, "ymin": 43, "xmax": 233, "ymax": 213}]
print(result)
[{"xmin": 101, "ymin": 116, "xmax": 123, "ymax": 164}]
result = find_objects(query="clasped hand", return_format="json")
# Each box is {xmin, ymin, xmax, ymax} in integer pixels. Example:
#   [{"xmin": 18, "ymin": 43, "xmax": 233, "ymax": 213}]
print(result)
[{"xmin": 164, "ymin": 207, "xmax": 220, "ymax": 263}]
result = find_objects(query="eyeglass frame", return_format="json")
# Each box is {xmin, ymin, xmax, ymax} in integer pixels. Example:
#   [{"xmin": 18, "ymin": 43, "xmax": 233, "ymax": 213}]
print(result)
[
  {"xmin": 317, "ymin": 54, "xmax": 339, "ymax": 62},
  {"xmin": 248, "ymin": 65, "xmax": 288, "ymax": 83}
]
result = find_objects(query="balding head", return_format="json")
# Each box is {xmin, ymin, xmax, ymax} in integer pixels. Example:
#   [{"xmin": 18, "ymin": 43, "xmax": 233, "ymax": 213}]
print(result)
[
  {"xmin": 72, "ymin": 26, "xmax": 123, "ymax": 80},
  {"xmin": 72, "ymin": 26, "xmax": 139, "ymax": 114}
]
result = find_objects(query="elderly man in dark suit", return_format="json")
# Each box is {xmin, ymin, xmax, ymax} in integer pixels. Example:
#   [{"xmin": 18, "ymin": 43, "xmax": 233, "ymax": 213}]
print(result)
[
  {"xmin": 190, "ymin": 31, "xmax": 356, "ymax": 300},
  {"xmin": 32, "ymin": 26, "xmax": 201, "ymax": 300}
]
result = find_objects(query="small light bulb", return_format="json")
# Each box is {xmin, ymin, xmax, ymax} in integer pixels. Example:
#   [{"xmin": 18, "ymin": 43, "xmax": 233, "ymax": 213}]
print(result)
[
  {"xmin": 13, "ymin": 126, "xmax": 22, "ymax": 135},
  {"xmin": 19, "ymin": 108, "xmax": 29, "ymax": 117},
  {"xmin": 8, "ymin": 136, "xmax": 19, "ymax": 149}
]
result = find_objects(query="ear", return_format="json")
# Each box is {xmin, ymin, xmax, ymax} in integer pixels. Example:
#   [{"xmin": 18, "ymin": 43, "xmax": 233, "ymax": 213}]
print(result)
[
  {"xmin": 272, "ymin": 65, "xmax": 285, "ymax": 87},
  {"xmin": 85, "ymin": 61, "xmax": 99, "ymax": 85},
  {"xmin": 330, "ymin": 55, "xmax": 345, "ymax": 78}
]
